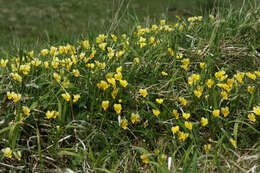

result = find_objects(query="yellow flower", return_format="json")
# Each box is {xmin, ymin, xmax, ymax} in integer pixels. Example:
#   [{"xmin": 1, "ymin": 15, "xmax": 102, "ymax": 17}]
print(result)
[
  {"xmin": 107, "ymin": 52, "xmax": 115, "ymax": 59},
  {"xmin": 53, "ymin": 73, "xmax": 61, "ymax": 83},
  {"xmin": 181, "ymin": 58, "xmax": 190, "ymax": 71},
  {"xmin": 114, "ymin": 72, "xmax": 123, "ymax": 81},
  {"xmin": 101, "ymin": 63, "xmax": 106, "ymax": 70},
  {"xmin": 173, "ymin": 109, "xmax": 180, "ymax": 119},
  {"xmin": 183, "ymin": 112, "xmax": 190, "ymax": 120},
  {"xmin": 86, "ymin": 63, "xmax": 94, "ymax": 69},
  {"xmin": 248, "ymin": 86, "xmax": 254, "ymax": 94},
  {"xmin": 220, "ymin": 74, "xmax": 228, "ymax": 81},
  {"xmin": 221, "ymin": 91, "xmax": 228, "ymax": 100},
  {"xmin": 62, "ymin": 93, "xmax": 71, "ymax": 102},
  {"xmin": 188, "ymin": 76, "xmax": 193, "ymax": 86},
  {"xmin": 111, "ymin": 34, "xmax": 117, "ymax": 42},
  {"xmin": 116, "ymin": 50, "xmax": 125, "ymax": 58},
  {"xmin": 217, "ymin": 83, "xmax": 231, "ymax": 92},
  {"xmin": 20, "ymin": 64, "xmax": 31, "ymax": 75},
  {"xmin": 176, "ymin": 53, "xmax": 183, "ymax": 59},
  {"xmin": 50, "ymin": 46, "xmax": 58, "ymax": 56},
  {"xmin": 156, "ymin": 98, "xmax": 164, "ymax": 104},
  {"xmin": 11, "ymin": 73, "xmax": 22, "ymax": 83},
  {"xmin": 248, "ymin": 113, "xmax": 256, "ymax": 122},
  {"xmin": 111, "ymin": 89, "xmax": 118, "ymax": 99},
  {"xmin": 234, "ymin": 72, "xmax": 245, "ymax": 84},
  {"xmin": 139, "ymin": 37, "xmax": 146, "ymax": 45},
  {"xmin": 160, "ymin": 19, "xmax": 166, "ymax": 25},
  {"xmin": 192, "ymin": 74, "xmax": 200, "ymax": 83},
  {"xmin": 89, "ymin": 49, "xmax": 96, "ymax": 60},
  {"xmin": 73, "ymin": 69, "xmax": 80, "ymax": 77},
  {"xmin": 107, "ymin": 78, "xmax": 116, "ymax": 88},
  {"xmin": 208, "ymin": 138, "xmax": 213, "ymax": 142},
  {"xmin": 1, "ymin": 147, "xmax": 12, "ymax": 158},
  {"xmin": 171, "ymin": 126, "xmax": 179, "ymax": 134},
  {"xmin": 200, "ymin": 62, "xmax": 206, "ymax": 69},
  {"xmin": 100, "ymin": 80, "xmax": 109, "ymax": 91},
  {"xmin": 73, "ymin": 94, "xmax": 80, "ymax": 102},
  {"xmin": 102, "ymin": 100, "xmax": 109, "ymax": 111},
  {"xmin": 212, "ymin": 109, "xmax": 220, "ymax": 117},
  {"xmin": 183, "ymin": 58, "xmax": 190, "ymax": 66},
  {"xmin": 194, "ymin": 89, "xmax": 203, "ymax": 98},
  {"xmin": 226, "ymin": 79, "xmax": 234, "ymax": 88},
  {"xmin": 7, "ymin": 91, "xmax": 13, "ymax": 100},
  {"xmin": 203, "ymin": 144, "xmax": 211, "ymax": 154},
  {"xmin": 152, "ymin": 24, "xmax": 158, "ymax": 31},
  {"xmin": 120, "ymin": 119, "xmax": 128, "ymax": 130},
  {"xmin": 215, "ymin": 70, "xmax": 226, "ymax": 79},
  {"xmin": 1, "ymin": 59, "xmax": 8, "ymax": 67},
  {"xmin": 22, "ymin": 106, "xmax": 30, "ymax": 116},
  {"xmin": 181, "ymin": 64, "xmax": 188, "ymax": 71},
  {"xmin": 31, "ymin": 58, "xmax": 41, "ymax": 66},
  {"xmin": 131, "ymin": 113, "xmax": 140, "ymax": 124},
  {"xmin": 121, "ymin": 33, "xmax": 127, "ymax": 39},
  {"xmin": 140, "ymin": 154, "xmax": 149, "ymax": 164},
  {"xmin": 119, "ymin": 80, "xmax": 128, "ymax": 88},
  {"xmin": 201, "ymin": 117, "xmax": 208, "ymax": 126},
  {"xmin": 161, "ymin": 71, "xmax": 168, "ymax": 76},
  {"xmin": 229, "ymin": 138, "xmax": 237, "ymax": 148},
  {"xmin": 12, "ymin": 93, "xmax": 21, "ymax": 103},
  {"xmin": 193, "ymin": 86, "xmax": 203, "ymax": 99},
  {"xmin": 185, "ymin": 121, "xmax": 192, "ymax": 130},
  {"xmin": 246, "ymin": 72, "xmax": 256, "ymax": 80},
  {"xmin": 59, "ymin": 45, "xmax": 65, "ymax": 53},
  {"xmin": 221, "ymin": 107, "xmax": 230, "ymax": 117},
  {"xmin": 79, "ymin": 52, "xmax": 85, "ymax": 60},
  {"xmin": 178, "ymin": 131, "xmax": 189, "ymax": 142},
  {"xmin": 179, "ymin": 97, "xmax": 187, "ymax": 106},
  {"xmin": 168, "ymin": 48, "xmax": 174, "ymax": 56},
  {"xmin": 98, "ymin": 42, "xmax": 107, "ymax": 51},
  {"xmin": 51, "ymin": 60, "xmax": 59, "ymax": 69},
  {"xmin": 133, "ymin": 58, "xmax": 140, "ymax": 64},
  {"xmin": 139, "ymin": 89, "xmax": 148, "ymax": 98},
  {"xmin": 253, "ymin": 106, "xmax": 260, "ymax": 116},
  {"xmin": 152, "ymin": 109, "xmax": 160, "ymax": 117},
  {"xmin": 46, "ymin": 111, "xmax": 53, "ymax": 119},
  {"xmin": 96, "ymin": 34, "xmax": 106, "ymax": 43},
  {"xmin": 46, "ymin": 110, "xmax": 59, "ymax": 119},
  {"xmin": 41, "ymin": 49, "xmax": 49, "ymax": 56},
  {"xmin": 114, "ymin": 104, "xmax": 122, "ymax": 114},
  {"xmin": 116, "ymin": 66, "xmax": 122, "ymax": 73},
  {"xmin": 206, "ymin": 79, "xmax": 214, "ymax": 88}
]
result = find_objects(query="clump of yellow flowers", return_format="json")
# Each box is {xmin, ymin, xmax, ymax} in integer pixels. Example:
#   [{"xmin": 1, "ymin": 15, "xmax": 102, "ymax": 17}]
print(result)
[
  {"xmin": 7, "ymin": 92, "xmax": 21, "ymax": 103},
  {"xmin": 1, "ymin": 18, "xmax": 259, "ymax": 167}
]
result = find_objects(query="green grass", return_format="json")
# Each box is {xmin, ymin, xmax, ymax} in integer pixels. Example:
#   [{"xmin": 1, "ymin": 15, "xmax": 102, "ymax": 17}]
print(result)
[
  {"xmin": 0, "ymin": 0, "xmax": 253, "ymax": 53},
  {"xmin": 0, "ymin": 0, "xmax": 260, "ymax": 172}
]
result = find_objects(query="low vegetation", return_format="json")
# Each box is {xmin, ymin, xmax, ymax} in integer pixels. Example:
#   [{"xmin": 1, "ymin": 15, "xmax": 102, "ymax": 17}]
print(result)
[{"xmin": 0, "ymin": 1, "xmax": 260, "ymax": 172}]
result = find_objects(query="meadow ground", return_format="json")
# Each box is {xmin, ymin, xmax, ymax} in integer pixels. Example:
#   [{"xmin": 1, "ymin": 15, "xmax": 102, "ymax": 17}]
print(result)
[{"xmin": 0, "ymin": 0, "xmax": 260, "ymax": 172}]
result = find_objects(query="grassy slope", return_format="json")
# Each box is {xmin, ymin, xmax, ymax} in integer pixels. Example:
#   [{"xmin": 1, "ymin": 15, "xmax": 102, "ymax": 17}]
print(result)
[{"xmin": 0, "ymin": 0, "xmax": 259, "ymax": 172}]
